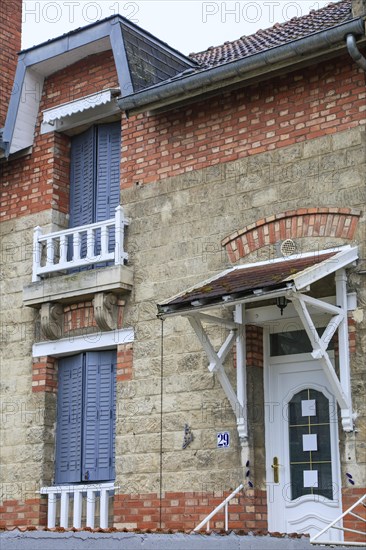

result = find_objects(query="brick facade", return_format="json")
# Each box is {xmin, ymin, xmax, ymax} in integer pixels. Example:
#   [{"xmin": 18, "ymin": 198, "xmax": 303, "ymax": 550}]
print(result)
[
  {"xmin": 233, "ymin": 325, "xmax": 264, "ymax": 369},
  {"xmin": 0, "ymin": 53, "xmax": 118, "ymax": 222},
  {"xmin": 246, "ymin": 326, "xmax": 264, "ymax": 369},
  {"xmin": 0, "ymin": 497, "xmax": 47, "ymax": 529},
  {"xmin": 0, "ymin": 0, "xmax": 22, "ymax": 127},
  {"xmin": 32, "ymin": 356, "xmax": 57, "ymax": 393},
  {"xmin": 63, "ymin": 302, "xmax": 97, "ymax": 334},
  {"xmin": 117, "ymin": 343, "xmax": 134, "ymax": 382},
  {"xmin": 121, "ymin": 56, "xmax": 366, "ymax": 188},
  {"xmin": 114, "ymin": 489, "xmax": 266, "ymax": 531},
  {"xmin": 342, "ymin": 488, "xmax": 366, "ymax": 543}
]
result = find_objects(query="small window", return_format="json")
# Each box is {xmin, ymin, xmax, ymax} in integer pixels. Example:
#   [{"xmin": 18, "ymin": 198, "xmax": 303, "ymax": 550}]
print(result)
[{"xmin": 270, "ymin": 328, "xmax": 334, "ymax": 356}]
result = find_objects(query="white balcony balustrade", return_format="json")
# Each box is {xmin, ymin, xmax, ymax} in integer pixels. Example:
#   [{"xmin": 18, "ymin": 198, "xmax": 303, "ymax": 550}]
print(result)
[
  {"xmin": 32, "ymin": 206, "xmax": 128, "ymax": 282},
  {"xmin": 39, "ymin": 483, "xmax": 117, "ymax": 529}
]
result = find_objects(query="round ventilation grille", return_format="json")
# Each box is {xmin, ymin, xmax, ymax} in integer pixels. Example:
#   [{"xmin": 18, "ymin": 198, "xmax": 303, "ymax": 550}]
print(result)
[{"xmin": 280, "ymin": 239, "xmax": 297, "ymax": 257}]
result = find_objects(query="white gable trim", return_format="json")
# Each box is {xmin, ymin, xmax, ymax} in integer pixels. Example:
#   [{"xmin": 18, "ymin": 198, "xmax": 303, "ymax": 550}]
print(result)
[{"xmin": 32, "ymin": 328, "xmax": 134, "ymax": 358}]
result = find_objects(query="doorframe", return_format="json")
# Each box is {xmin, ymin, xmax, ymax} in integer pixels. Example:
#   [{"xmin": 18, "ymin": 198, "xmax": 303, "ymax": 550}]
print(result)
[{"xmin": 263, "ymin": 326, "xmax": 343, "ymax": 534}]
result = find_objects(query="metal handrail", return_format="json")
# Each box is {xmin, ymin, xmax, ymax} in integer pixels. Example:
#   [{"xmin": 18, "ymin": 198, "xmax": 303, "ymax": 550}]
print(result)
[
  {"xmin": 193, "ymin": 483, "xmax": 244, "ymax": 532},
  {"xmin": 310, "ymin": 493, "xmax": 366, "ymax": 547}
]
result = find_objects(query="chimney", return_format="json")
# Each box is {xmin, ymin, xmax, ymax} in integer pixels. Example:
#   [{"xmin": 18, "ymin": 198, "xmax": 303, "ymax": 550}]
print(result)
[
  {"xmin": 352, "ymin": 0, "xmax": 366, "ymax": 17},
  {"xmin": 0, "ymin": 0, "xmax": 22, "ymax": 127}
]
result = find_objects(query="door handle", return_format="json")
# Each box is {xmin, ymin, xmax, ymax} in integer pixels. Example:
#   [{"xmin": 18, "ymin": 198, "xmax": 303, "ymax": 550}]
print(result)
[{"xmin": 271, "ymin": 456, "xmax": 279, "ymax": 483}]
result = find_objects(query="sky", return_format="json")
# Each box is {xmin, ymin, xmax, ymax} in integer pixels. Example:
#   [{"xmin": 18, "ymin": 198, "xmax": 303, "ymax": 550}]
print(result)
[{"xmin": 22, "ymin": 1, "xmax": 331, "ymax": 54}]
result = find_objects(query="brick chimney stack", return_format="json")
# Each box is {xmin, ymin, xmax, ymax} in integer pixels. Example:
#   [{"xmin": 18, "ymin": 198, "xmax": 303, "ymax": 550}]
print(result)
[
  {"xmin": 0, "ymin": 0, "xmax": 22, "ymax": 127},
  {"xmin": 352, "ymin": 0, "xmax": 366, "ymax": 17}
]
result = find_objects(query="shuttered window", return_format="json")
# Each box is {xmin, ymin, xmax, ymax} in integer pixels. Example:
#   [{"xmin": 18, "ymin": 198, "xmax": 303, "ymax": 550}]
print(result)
[
  {"xmin": 55, "ymin": 350, "xmax": 116, "ymax": 484},
  {"xmin": 69, "ymin": 123, "xmax": 121, "ymax": 259}
]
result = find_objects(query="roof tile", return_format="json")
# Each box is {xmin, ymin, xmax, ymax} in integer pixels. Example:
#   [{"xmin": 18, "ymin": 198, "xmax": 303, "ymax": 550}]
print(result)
[{"xmin": 190, "ymin": 1, "xmax": 352, "ymax": 68}]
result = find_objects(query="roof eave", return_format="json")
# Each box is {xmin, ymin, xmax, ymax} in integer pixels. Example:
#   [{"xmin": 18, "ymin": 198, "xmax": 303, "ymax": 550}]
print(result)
[{"xmin": 118, "ymin": 18, "xmax": 366, "ymax": 115}]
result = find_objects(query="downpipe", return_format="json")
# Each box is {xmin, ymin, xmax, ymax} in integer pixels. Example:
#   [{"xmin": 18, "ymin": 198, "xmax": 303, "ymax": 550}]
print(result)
[{"xmin": 346, "ymin": 33, "xmax": 366, "ymax": 71}]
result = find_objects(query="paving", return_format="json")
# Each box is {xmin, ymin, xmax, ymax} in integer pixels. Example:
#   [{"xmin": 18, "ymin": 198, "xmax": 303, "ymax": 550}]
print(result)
[{"xmin": 0, "ymin": 531, "xmax": 357, "ymax": 550}]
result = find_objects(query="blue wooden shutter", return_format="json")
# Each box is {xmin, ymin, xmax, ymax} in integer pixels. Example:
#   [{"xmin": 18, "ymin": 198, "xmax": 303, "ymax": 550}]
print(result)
[
  {"xmin": 69, "ymin": 128, "xmax": 96, "ymax": 262},
  {"xmin": 95, "ymin": 123, "xmax": 121, "ymax": 253},
  {"xmin": 96, "ymin": 123, "xmax": 121, "ymax": 221},
  {"xmin": 83, "ymin": 351, "xmax": 116, "ymax": 481},
  {"xmin": 70, "ymin": 127, "xmax": 96, "ymax": 228},
  {"xmin": 55, "ymin": 355, "xmax": 83, "ymax": 484}
]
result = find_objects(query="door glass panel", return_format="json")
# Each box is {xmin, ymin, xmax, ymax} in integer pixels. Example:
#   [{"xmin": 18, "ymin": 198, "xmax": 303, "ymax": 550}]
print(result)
[{"xmin": 289, "ymin": 389, "xmax": 333, "ymax": 501}]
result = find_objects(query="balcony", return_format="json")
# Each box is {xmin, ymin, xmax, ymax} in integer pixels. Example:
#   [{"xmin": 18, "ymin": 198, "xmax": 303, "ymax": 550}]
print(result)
[
  {"xmin": 32, "ymin": 206, "xmax": 128, "ymax": 282},
  {"xmin": 23, "ymin": 206, "xmax": 133, "ymax": 308}
]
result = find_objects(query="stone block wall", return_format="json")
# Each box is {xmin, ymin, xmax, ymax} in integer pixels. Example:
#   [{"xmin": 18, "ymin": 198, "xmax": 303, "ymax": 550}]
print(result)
[{"xmin": 117, "ymin": 124, "xmax": 365, "ymax": 504}]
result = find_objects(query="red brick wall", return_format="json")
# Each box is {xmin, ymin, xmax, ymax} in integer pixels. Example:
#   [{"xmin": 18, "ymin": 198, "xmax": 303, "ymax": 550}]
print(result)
[
  {"xmin": 233, "ymin": 325, "xmax": 264, "ymax": 369},
  {"xmin": 117, "ymin": 343, "xmax": 133, "ymax": 382},
  {"xmin": 114, "ymin": 489, "xmax": 266, "ymax": 531},
  {"xmin": 1, "ymin": 132, "xmax": 70, "ymax": 221},
  {"xmin": 342, "ymin": 488, "xmax": 366, "ymax": 543},
  {"xmin": 0, "ymin": 52, "xmax": 118, "ymax": 222},
  {"xmin": 0, "ymin": 497, "xmax": 47, "ymax": 528},
  {"xmin": 63, "ymin": 302, "xmax": 97, "ymax": 333},
  {"xmin": 0, "ymin": 0, "xmax": 22, "ymax": 127},
  {"xmin": 32, "ymin": 356, "xmax": 57, "ymax": 393},
  {"xmin": 246, "ymin": 325, "xmax": 264, "ymax": 368},
  {"xmin": 121, "ymin": 55, "xmax": 366, "ymax": 188},
  {"xmin": 43, "ymin": 52, "xmax": 118, "ymax": 110}
]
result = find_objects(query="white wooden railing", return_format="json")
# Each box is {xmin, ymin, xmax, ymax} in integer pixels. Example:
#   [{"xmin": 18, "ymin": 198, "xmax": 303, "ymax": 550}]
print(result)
[
  {"xmin": 32, "ymin": 206, "xmax": 129, "ymax": 282},
  {"xmin": 194, "ymin": 484, "xmax": 244, "ymax": 532},
  {"xmin": 310, "ymin": 493, "xmax": 366, "ymax": 546},
  {"xmin": 39, "ymin": 482, "xmax": 117, "ymax": 529}
]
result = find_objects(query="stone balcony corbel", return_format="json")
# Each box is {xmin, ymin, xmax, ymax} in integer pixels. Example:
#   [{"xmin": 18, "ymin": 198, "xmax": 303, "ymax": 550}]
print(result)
[
  {"xmin": 93, "ymin": 292, "xmax": 118, "ymax": 331},
  {"xmin": 40, "ymin": 302, "xmax": 64, "ymax": 340}
]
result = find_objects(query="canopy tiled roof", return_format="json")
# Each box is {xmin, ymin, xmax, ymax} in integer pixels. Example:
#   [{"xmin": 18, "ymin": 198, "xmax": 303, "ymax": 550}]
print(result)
[
  {"xmin": 162, "ymin": 253, "xmax": 335, "ymax": 307},
  {"xmin": 190, "ymin": 0, "xmax": 353, "ymax": 68},
  {"xmin": 157, "ymin": 248, "xmax": 358, "ymax": 315}
]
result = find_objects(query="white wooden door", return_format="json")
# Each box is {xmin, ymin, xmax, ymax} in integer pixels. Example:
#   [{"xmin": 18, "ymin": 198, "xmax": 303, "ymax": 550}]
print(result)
[{"xmin": 265, "ymin": 353, "xmax": 343, "ymax": 541}]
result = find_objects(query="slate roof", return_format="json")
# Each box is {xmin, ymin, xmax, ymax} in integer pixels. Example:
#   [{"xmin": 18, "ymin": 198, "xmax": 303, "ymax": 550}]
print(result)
[
  {"xmin": 121, "ymin": 23, "xmax": 196, "ymax": 92},
  {"xmin": 158, "ymin": 252, "xmax": 336, "ymax": 312},
  {"xmin": 191, "ymin": 0, "xmax": 353, "ymax": 68}
]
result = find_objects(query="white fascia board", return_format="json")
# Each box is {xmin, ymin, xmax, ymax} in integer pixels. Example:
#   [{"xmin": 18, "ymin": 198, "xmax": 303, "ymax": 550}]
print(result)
[
  {"xmin": 290, "ymin": 246, "xmax": 358, "ymax": 290},
  {"xmin": 32, "ymin": 328, "xmax": 134, "ymax": 358},
  {"xmin": 10, "ymin": 69, "xmax": 44, "ymax": 154}
]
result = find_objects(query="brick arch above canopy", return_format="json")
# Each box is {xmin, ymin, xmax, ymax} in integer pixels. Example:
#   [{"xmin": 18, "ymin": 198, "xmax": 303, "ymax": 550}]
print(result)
[{"xmin": 222, "ymin": 207, "xmax": 362, "ymax": 263}]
